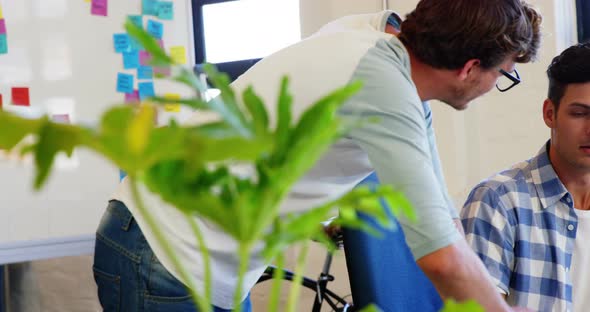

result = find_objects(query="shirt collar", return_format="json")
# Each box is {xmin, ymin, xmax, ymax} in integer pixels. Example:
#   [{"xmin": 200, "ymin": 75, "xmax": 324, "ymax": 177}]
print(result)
[{"xmin": 529, "ymin": 141, "xmax": 570, "ymax": 209}]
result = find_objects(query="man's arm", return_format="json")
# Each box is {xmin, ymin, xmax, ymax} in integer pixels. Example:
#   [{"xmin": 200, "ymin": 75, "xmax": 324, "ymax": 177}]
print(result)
[
  {"xmin": 341, "ymin": 69, "xmax": 514, "ymax": 309},
  {"xmin": 418, "ymin": 240, "xmax": 512, "ymax": 311}
]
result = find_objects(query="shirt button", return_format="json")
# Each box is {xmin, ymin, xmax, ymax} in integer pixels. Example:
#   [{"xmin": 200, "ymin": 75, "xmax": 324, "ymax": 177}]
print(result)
[
  {"xmin": 568, "ymin": 224, "xmax": 575, "ymax": 231},
  {"xmin": 566, "ymin": 197, "xmax": 572, "ymax": 203}
]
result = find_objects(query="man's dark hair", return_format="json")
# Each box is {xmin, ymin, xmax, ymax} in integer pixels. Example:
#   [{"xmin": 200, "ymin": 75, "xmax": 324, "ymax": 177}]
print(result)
[
  {"xmin": 399, "ymin": 0, "xmax": 542, "ymax": 70},
  {"xmin": 547, "ymin": 42, "xmax": 590, "ymax": 109}
]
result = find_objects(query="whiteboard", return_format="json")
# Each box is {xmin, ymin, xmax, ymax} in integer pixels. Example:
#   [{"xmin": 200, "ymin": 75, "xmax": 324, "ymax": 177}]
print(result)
[{"xmin": 0, "ymin": 0, "xmax": 195, "ymax": 259}]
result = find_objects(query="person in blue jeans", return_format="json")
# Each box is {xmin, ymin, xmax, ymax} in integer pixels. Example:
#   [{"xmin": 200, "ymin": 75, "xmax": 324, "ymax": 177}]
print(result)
[{"xmin": 93, "ymin": 200, "xmax": 252, "ymax": 312}]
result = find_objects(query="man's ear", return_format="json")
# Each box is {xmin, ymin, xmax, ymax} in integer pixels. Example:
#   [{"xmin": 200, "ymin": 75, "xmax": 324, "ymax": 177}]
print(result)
[
  {"xmin": 543, "ymin": 99, "xmax": 557, "ymax": 128},
  {"xmin": 457, "ymin": 59, "xmax": 481, "ymax": 81}
]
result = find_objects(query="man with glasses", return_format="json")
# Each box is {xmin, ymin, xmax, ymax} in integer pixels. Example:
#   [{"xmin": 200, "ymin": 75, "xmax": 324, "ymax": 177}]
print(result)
[
  {"xmin": 95, "ymin": 0, "xmax": 542, "ymax": 311},
  {"xmin": 462, "ymin": 43, "xmax": 590, "ymax": 312}
]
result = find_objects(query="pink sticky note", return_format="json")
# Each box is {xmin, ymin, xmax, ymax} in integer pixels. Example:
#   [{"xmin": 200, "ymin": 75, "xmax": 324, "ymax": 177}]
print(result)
[
  {"xmin": 91, "ymin": 0, "xmax": 108, "ymax": 16},
  {"xmin": 154, "ymin": 66, "xmax": 171, "ymax": 77},
  {"xmin": 125, "ymin": 90, "xmax": 140, "ymax": 104},
  {"xmin": 0, "ymin": 19, "xmax": 6, "ymax": 35},
  {"xmin": 139, "ymin": 50, "xmax": 152, "ymax": 66},
  {"xmin": 51, "ymin": 114, "xmax": 71, "ymax": 124}
]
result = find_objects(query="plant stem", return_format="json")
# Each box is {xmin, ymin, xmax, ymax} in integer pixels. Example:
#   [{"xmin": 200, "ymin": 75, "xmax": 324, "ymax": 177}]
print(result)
[
  {"xmin": 233, "ymin": 242, "xmax": 252, "ymax": 312},
  {"xmin": 128, "ymin": 177, "xmax": 211, "ymax": 312},
  {"xmin": 286, "ymin": 242, "xmax": 310, "ymax": 312},
  {"xmin": 186, "ymin": 215, "xmax": 212, "ymax": 308},
  {"xmin": 267, "ymin": 253, "xmax": 285, "ymax": 312}
]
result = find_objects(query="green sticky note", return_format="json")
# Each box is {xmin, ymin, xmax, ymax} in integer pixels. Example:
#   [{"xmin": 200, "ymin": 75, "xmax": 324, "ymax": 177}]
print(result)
[
  {"xmin": 158, "ymin": 2, "xmax": 173, "ymax": 20},
  {"xmin": 127, "ymin": 15, "xmax": 143, "ymax": 29},
  {"xmin": 0, "ymin": 34, "xmax": 7, "ymax": 54}
]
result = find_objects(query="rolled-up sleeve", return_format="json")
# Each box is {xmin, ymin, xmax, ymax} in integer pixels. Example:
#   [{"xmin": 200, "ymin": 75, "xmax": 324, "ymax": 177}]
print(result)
[{"xmin": 341, "ymin": 76, "xmax": 460, "ymax": 260}]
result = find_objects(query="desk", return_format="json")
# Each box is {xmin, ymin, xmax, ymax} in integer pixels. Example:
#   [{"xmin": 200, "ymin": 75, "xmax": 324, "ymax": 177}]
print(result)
[
  {"xmin": 0, "ymin": 235, "xmax": 95, "ymax": 266},
  {"xmin": 0, "ymin": 235, "xmax": 95, "ymax": 312}
]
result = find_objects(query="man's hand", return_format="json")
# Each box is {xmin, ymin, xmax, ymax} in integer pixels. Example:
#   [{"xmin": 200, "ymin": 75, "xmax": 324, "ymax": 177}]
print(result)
[{"xmin": 417, "ymin": 239, "xmax": 513, "ymax": 312}]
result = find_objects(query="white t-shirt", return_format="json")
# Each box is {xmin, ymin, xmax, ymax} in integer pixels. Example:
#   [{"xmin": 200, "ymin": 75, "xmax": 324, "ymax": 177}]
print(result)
[{"xmin": 572, "ymin": 208, "xmax": 590, "ymax": 312}]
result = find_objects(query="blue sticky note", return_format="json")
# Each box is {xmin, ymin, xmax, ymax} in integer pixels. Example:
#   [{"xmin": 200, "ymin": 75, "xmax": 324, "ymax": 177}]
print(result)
[
  {"xmin": 123, "ymin": 51, "xmax": 140, "ymax": 69},
  {"xmin": 158, "ymin": 2, "xmax": 174, "ymax": 20},
  {"xmin": 127, "ymin": 15, "xmax": 143, "ymax": 29},
  {"xmin": 117, "ymin": 73, "xmax": 134, "ymax": 94},
  {"xmin": 142, "ymin": 0, "xmax": 159, "ymax": 16},
  {"xmin": 0, "ymin": 34, "xmax": 6, "ymax": 54},
  {"xmin": 147, "ymin": 20, "xmax": 164, "ymax": 39},
  {"xmin": 113, "ymin": 33, "xmax": 130, "ymax": 53},
  {"xmin": 129, "ymin": 37, "xmax": 142, "ymax": 51},
  {"xmin": 138, "ymin": 82, "xmax": 155, "ymax": 100},
  {"xmin": 137, "ymin": 66, "xmax": 153, "ymax": 80}
]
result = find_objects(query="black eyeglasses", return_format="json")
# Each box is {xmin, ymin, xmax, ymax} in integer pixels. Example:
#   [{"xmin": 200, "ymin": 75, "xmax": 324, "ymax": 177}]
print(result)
[{"xmin": 496, "ymin": 68, "xmax": 521, "ymax": 92}]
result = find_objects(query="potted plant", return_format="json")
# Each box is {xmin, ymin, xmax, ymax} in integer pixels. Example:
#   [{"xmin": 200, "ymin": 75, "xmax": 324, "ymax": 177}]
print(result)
[{"xmin": 0, "ymin": 21, "xmax": 481, "ymax": 312}]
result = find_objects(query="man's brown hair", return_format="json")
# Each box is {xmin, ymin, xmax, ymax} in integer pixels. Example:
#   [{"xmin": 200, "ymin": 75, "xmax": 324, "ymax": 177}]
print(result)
[{"xmin": 398, "ymin": 0, "xmax": 542, "ymax": 70}]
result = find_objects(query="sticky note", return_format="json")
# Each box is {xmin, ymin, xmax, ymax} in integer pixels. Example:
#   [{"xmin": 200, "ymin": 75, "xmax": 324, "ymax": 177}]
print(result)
[
  {"xmin": 138, "ymin": 82, "xmax": 155, "ymax": 100},
  {"xmin": 127, "ymin": 15, "xmax": 143, "ymax": 29},
  {"xmin": 123, "ymin": 51, "xmax": 140, "ymax": 69},
  {"xmin": 142, "ymin": 0, "xmax": 159, "ymax": 16},
  {"xmin": 137, "ymin": 66, "xmax": 153, "ymax": 80},
  {"xmin": 129, "ymin": 37, "xmax": 142, "ymax": 51},
  {"xmin": 147, "ymin": 20, "xmax": 163, "ymax": 39},
  {"xmin": 0, "ymin": 19, "xmax": 6, "ymax": 35},
  {"xmin": 0, "ymin": 34, "xmax": 6, "ymax": 54},
  {"xmin": 139, "ymin": 50, "xmax": 152, "ymax": 65},
  {"xmin": 11, "ymin": 87, "xmax": 30, "ymax": 106},
  {"xmin": 113, "ymin": 33, "xmax": 130, "ymax": 53},
  {"xmin": 0, "ymin": 6, "xmax": 3, "ymax": 19},
  {"xmin": 164, "ymin": 93, "xmax": 181, "ymax": 112},
  {"xmin": 153, "ymin": 66, "xmax": 171, "ymax": 77},
  {"xmin": 158, "ymin": 2, "xmax": 174, "ymax": 20},
  {"xmin": 117, "ymin": 73, "xmax": 134, "ymax": 94},
  {"xmin": 51, "ymin": 114, "xmax": 71, "ymax": 124},
  {"xmin": 91, "ymin": 0, "xmax": 108, "ymax": 16},
  {"xmin": 170, "ymin": 46, "xmax": 187, "ymax": 64},
  {"xmin": 125, "ymin": 90, "xmax": 140, "ymax": 104},
  {"xmin": 84, "ymin": 0, "xmax": 91, "ymax": 2}
]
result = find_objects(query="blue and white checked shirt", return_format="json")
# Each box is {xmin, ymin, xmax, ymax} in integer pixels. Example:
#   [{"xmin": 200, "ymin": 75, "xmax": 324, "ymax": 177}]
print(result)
[{"xmin": 461, "ymin": 142, "xmax": 578, "ymax": 312}]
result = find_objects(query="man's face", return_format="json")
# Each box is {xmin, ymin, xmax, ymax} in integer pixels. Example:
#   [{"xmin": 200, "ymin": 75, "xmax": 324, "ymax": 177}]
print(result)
[
  {"xmin": 442, "ymin": 58, "xmax": 516, "ymax": 111},
  {"xmin": 546, "ymin": 82, "xmax": 590, "ymax": 173}
]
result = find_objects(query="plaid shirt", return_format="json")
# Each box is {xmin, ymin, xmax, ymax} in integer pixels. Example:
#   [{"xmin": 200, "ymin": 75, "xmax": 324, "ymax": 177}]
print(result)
[{"xmin": 461, "ymin": 142, "xmax": 577, "ymax": 312}]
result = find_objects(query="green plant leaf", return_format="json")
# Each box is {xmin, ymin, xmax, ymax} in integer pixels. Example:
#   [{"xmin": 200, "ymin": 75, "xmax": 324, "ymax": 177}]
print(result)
[
  {"xmin": 270, "ymin": 77, "xmax": 292, "ymax": 165},
  {"xmin": 242, "ymin": 86, "xmax": 269, "ymax": 135},
  {"xmin": 358, "ymin": 304, "xmax": 384, "ymax": 312},
  {"xmin": 0, "ymin": 112, "xmax": 43, "ymax": 150},
  {"xmin": 126, "ymin": 104, "xmax": 155, "ymax": 155},
  {"xmin": 440, "ymin": 299, "xmax": 484, "ymax": 312}
]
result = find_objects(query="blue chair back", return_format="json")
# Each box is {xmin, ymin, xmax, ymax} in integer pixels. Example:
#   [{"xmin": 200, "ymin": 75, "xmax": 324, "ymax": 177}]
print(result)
[{"xmin": 343, "ymin": 172, "xmax": 442, "ymax": 311}]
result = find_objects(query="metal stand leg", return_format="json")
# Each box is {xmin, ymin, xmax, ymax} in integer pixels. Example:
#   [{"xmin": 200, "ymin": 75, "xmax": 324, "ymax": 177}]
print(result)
[{"xmin": 0, "ymin": 265, "xmax": 7, "ymax": 312}]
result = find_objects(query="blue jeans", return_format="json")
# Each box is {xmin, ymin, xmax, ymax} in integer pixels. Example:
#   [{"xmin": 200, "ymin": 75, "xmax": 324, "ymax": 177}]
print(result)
[{"xmin": 93, "ymin": 200, "xmax": 252, "ymax": 312}]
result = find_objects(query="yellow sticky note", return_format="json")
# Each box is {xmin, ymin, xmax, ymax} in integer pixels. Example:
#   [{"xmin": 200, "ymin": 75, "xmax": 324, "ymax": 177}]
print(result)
[
  {"xmin": 170, "ymin": 46, "xmax": 187, "ymax": 65},
  {"xmin": 84, "ymin": 0, "xmax": 91, "ymax": 2},
  {"xmin": 0, "ymin": 6, "xmax": 3, "ymax": 19},
  {"xmin": 164, "ymin": 93, "xmax": 181, "ymax": 112}
]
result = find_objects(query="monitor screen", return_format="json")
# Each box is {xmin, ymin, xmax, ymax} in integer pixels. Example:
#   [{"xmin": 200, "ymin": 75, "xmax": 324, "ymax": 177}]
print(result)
[{"xmin": 202, "ymin": 0, "xmax": 301, "ymax": 63}]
